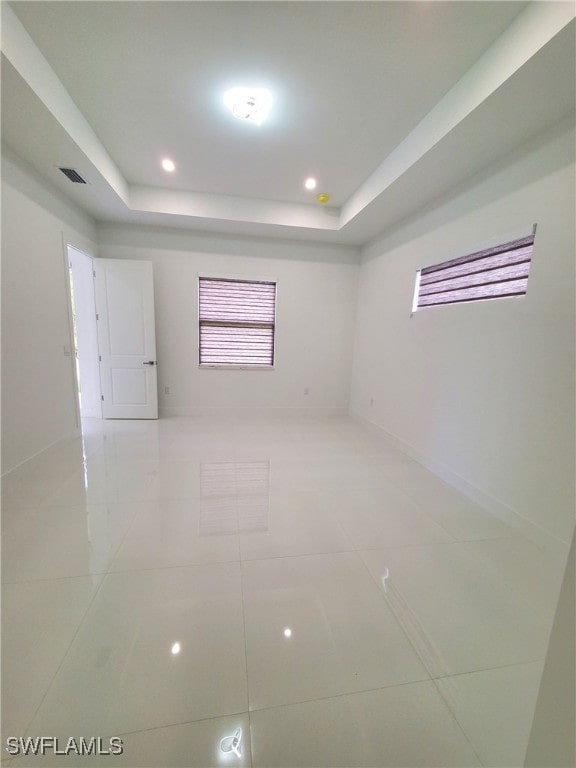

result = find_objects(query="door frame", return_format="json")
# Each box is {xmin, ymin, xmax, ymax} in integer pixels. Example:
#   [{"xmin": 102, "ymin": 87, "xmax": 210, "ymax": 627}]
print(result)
[{"xmin": 63, "ymin": 241, "xmax": 103, "ymax": 425}]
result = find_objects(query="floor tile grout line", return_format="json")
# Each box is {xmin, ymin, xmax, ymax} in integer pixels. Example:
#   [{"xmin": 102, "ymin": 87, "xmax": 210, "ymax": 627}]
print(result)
[
  {"xmin": 427, "ymin": 655, "xmax": 547, "ymax": 767},
  {"xmin": 82, "ymin": 707, "xmax": 252, "ymax": 740},
  {"xmin": 429, "ymin": 675, "xmax": 486, "ymax": 767},
  {"xmin": 430, "ymin": 656, "xmax": 546, "ymax": 681},
  {"xmin": 355, "ymin": 543, "xmax": 542, "ymax": 687},
  {"xmin": 4, "ymin": 547, "xmax": 413, "ymax": 589},
  {"xmin": 20, "ymin": 571, "xmax": 109, "ymax": 740},
  {"xmin": 48, "ymin": 670, "xmax": 502, "ymax": 755},
  {"xmin": 3, "ymin": 556, "xmax": 246, "ymax": 586},
  {"xmin": 238, "ymin": 559, "xmax": 253, "ymax": 767},
  {"xmin": 36, "ymin": 677, "xmax": 429, "ymax": 744},
  {"xmin": 247, "ymin": 708, "xmax": 254, "ymax": 767},
  {"xmin": 2, "ymin": 572, "xmax": 111, "ymax": 587},
  {"xmin": 356, "ymin": 547, "xmax": 540, "ymax": 767},
  {"xmin": 98, "ymin": 499, "xmax": 144, "ymax": 578},
  {"xmin": 246, "ymin": 675, "xmax": 444, "ymax": 716}
]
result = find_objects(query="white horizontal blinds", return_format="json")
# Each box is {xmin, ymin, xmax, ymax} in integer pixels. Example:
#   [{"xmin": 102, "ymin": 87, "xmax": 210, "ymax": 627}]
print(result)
[
  {"xmin": 417, "ymin": 234, "xmax": 534, "ymax": 309},
  {"xmin": 199, "ymin": 277, "xmax": 276, "ymax": 366}
]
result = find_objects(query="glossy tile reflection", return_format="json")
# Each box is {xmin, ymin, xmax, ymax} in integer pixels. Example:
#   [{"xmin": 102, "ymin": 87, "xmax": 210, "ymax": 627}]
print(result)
[
  {"xmin": 250, "ymin": 682, "xmax": 482, "ymax": 767},
  {"xmin": 29, "ymin": 563, "xmax": 247, "ymax": 735},
  {"xmin": 1, "ymin": 576, "xmax": 103, "ymax": 739},
  {"xmin": 360, "ymin": 539, "xmax": 563, "ymax": 676},
  {"xmin": 200, "ymin": 461, "xmax": 270, "ymax": 535},
  {"xmin": 242, "ymin": 552, "xmax": 429, "ymax": 710},
  {"xmin": 1, "ymin": 414, "xmax": 567, "ymax": 767}
]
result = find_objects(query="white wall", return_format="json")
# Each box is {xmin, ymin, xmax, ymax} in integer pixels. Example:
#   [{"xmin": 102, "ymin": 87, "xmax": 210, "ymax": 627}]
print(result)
[
  {"xmin": 350, "ymin": 118, "xmax": 575, "ymax": 547},
  {"xmin": 1, "ymin": 148, "xmax": 98, "ymax": 474},
  {"xmin": 97, "ymin": 224, "xmax": 359, "ymax": 416}
]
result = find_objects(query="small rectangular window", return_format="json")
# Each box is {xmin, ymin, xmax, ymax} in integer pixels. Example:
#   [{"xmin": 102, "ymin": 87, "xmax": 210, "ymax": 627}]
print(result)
[
  {"xmin": 199, "ymin": 277, "xmax": 276, "ymax": 367},
  {"xmin": 413, "ymin": 232, "xmax": 535, "ymax": 311}
]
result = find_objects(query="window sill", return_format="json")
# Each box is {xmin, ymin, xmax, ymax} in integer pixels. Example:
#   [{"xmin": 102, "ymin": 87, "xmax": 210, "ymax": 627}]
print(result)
[{"xmin": 199, "ymin": 364, "xmax": 275, "ymax": 371}]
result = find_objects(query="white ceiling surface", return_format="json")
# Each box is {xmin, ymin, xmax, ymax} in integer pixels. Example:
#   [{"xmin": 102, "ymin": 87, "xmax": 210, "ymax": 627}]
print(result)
[{"xmin": 1, "ymin": 2, "xmax": 575, "ymax": 246}]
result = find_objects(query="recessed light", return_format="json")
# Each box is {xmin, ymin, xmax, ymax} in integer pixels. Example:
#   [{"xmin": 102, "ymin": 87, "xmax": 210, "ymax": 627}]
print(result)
[
  {"xmin": 224, "ymin": 87, "xmax": 273, "ymax": 125},
  {"xmin": 304, "ymin": 177, "xmax": 317, "ymax": 190},
  {"xmin": 316, "ymin": 192, "xmax": 330, "ymax": 204},
  {"xmin": 283, "ymin": 628, "xmax": 292, "ymax": 638},
  {"xmin": 162, "ymin": 158, "xmax": 175, "ymax": 173},
  {"xmin": 171, "ymin": 642, "xmax": 181, "ymax": 655}
]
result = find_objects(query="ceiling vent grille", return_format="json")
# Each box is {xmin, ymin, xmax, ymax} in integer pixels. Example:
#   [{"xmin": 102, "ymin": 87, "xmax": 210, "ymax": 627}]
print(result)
[{"xmin": 59, "ymin": 167, "xmax": 87, "ymax": 184}]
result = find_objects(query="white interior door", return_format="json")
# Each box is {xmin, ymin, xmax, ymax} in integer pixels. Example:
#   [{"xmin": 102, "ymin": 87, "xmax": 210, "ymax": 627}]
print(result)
[{"xmin": 94, "ymin": 259, "xmax": 158, "ymax": 419}]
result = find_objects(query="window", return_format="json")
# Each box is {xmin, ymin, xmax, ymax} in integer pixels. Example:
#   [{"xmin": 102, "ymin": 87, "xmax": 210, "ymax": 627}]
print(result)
[
  {"xmin": 199, "ymin": 277, "xmax": 276, "ymax": 367},
  {"xmin": 412, "ymin": 232, "xmax": 535, "ymax": 312}
]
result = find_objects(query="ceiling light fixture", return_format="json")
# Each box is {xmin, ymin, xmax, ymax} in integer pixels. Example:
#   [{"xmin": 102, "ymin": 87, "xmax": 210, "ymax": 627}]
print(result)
[
  {"xmin": 162, "ymin": 158, "xmax": 175, "ymax": 173},
  {"xmin": 304, "ymin": 177, "xmax": 317, "ymax": 190},
  {"xmin": 224, "ymin": 87, "xmax": 272, "ymax": 125}
]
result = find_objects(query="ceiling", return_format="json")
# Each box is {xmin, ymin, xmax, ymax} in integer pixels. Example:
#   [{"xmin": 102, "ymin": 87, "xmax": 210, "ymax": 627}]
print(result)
[{"xmin": 1, "ymin": 1, "xmax": 575, "ymax": 246}]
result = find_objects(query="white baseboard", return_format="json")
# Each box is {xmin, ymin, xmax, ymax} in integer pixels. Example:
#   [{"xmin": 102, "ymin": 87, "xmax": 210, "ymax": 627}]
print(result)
[
  {"xmin": 350, "ymin": 409, "xmax": 572, "ymax": 559},
  {"xmin": 159, "ymin": 405, "xmax": 347, "ymax": 418}
]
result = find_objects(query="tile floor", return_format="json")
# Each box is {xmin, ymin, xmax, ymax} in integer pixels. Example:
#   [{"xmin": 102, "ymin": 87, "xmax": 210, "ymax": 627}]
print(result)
[{"xmin": 1, "ymin": 415, "xmax": 568, "ymax": 767}]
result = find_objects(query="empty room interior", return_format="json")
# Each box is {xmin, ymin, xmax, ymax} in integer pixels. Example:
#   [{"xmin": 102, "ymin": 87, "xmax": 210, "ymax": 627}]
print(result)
[{"xmin": 1, "ymin": 2, "xmax": 575, "ymax": 767}]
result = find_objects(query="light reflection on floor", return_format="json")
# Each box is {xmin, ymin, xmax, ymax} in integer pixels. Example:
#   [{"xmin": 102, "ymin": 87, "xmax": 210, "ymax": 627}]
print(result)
[{"xmin": 1, "ymin": 415, "xmax": 567, "ymax": 767}]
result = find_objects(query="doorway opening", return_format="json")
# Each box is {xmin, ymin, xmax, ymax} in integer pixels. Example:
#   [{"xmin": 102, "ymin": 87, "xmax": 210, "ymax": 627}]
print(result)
[{"xmin": 67, "ymin": 245, "xmax": 102, "ymax": 420}]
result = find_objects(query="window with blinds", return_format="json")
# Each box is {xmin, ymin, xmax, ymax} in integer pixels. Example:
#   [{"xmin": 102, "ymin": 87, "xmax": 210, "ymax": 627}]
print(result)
[
  {"xmin": 199, "ymin": 277, "xmax": 276, "ymax": 367},
  {"xmin": 413, "ymin": 233, "xmax": 535, "ymax": 311}
]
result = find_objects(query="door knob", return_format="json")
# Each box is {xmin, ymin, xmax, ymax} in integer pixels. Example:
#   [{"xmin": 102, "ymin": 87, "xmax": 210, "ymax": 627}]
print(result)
[{"xmin": 143, "ymin": 361, "xmax": 157, "ymax": 366}]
